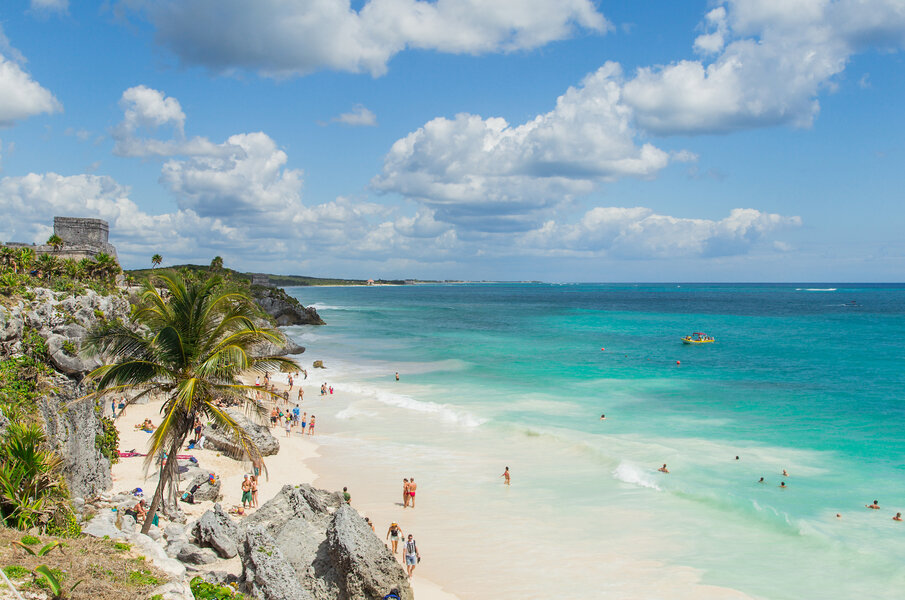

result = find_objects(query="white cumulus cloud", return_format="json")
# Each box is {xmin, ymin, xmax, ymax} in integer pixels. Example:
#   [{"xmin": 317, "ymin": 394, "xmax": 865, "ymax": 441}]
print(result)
[
  {"xmin": 374, "ymin": 63, "xmax": 672, "ymax": 232},
  {"xmin": 120, "ymin": 0, "xmax": 608, "ymax": 77},
  {"xmin": 0, "ymin": 29, "xmax": 61, "ymax": 127},
  {"xmin": 332, "ymin": 105, "xmax": 377, "ymax": 127}
]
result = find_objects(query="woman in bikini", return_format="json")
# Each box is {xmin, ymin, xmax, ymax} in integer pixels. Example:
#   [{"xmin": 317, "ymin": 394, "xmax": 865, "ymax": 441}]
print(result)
[
  {"xmin": 308, "ymin": 415, "xmax": 315, "ymax": 435},
  {"xmin": 386, "ymin": 522, "xmax": 403, "ymax": 554},
  {"xmin": 408, "ymin": 477, "xmax": 417, "ymax": 508}
]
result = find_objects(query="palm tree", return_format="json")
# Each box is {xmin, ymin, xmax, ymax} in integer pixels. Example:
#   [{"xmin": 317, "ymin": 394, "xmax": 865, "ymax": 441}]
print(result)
[
  {"xmin": 46, "ymin": 234, "xmax": 64, "ymax": 252},
  {"xmin": 0, "ymin": 247, "xmax": 16, "ymax": 272},
  {"xmin": 61, "ymin": 258, "xmax": 81, "ymax": 279},
  {"xmin": 84, "ymin": 271, "xmax": 298, "ymax": 534},
  {"xmin": 210, "ymin": 256, "xmax": 224, "ymax": 273},
  {"xmin": 151, "ymin": 254, "xmax": 163, "ymax": 269},
  {"xmin": 35, "ymin": 254, "xmax": 60, "ymax": 280},
  {"xmin": 15, "ymin": 248, "xmax": 35, "ymax": 275},
  {"xmin": 92, "ymin": 252, "xmax": 121, "ymax": 284}
]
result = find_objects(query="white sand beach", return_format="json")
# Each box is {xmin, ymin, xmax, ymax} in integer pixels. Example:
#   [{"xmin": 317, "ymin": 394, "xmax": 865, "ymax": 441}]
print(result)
[{"xmin": 109, "ymin": 374, "xmax": 459, "ymax": 600}]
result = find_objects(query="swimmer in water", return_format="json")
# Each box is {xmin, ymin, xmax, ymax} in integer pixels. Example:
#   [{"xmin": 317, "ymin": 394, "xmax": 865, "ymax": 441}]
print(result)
[
  {"xmin": 599, "ymin": 414, "xmax": 606, "ymax": 420},
  {"xmin": 894, "ymin": 512, "xmax": 902, "ymax": 521},
  {"xmin": 866, "ymin": 500, "xmax": 881, "ymax": 510},
  {"xmin": 758, "ymin": 477, "xmax": 765, "ymax": 483},
  {"xmin": 500, "ymin": 466, "xmax": 510, "ymax": 485},
  {"xmin": 658, "ymin": 464, "xmax": 669, "ymax": 474},
  {"xmin": 779, "ymin": 481, "xmax": 787, "ymax": 488},
  {"xmin": 735, "ymin": 455, "xmax": 740, "ymax": 461},
  {"xmin": 782, "ymin": 469, "xmax": 789, "ymax": 477}
]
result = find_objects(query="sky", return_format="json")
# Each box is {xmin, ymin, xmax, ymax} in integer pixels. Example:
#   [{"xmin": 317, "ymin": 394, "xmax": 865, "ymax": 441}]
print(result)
[{"xmin": 0, "ymin": 0, "xmax": 904, "ymax": 282}]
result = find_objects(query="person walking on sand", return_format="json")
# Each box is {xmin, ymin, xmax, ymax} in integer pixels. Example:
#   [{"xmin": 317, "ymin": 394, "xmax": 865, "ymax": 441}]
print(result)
[
  {"xmin": 241, "ymin": 475, "xmax": 253, "ymax": 509},
  {"xmin": 500, "ymin": 466, "xmax": 510, "ymax": 485},
  {"xmin": 308, "ymin": 415, "xmax": 316, "ymax": 435},
  {"xmin": 409, "ymin": 477, "xmax": 417, "ymax": 508},
  {"xmin": 300, "ymin": 412, "xmax": 307, "ymax": 434},
  {"xmin": 386, "ymin": 522, "xmax": 403, "ymax": 554},
  {"xmin": 298, "ymin": 387, "xmax": 304, "ymax": 403},
  {"xmin": 402, "ymin": 479, "xmax": 410, "ymax": 508},
  {"xmin": 404, "ymin": 534, "xmax": 420, "ymax": 578}
]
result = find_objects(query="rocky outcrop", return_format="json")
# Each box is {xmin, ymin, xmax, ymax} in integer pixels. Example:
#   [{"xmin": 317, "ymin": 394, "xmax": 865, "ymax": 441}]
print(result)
[
  {"xmin": 328, "ymin": 504, "xmax": 412, "ymax": 600},
  {"xmin": 251, "ymin": 286, "xmax": 325, "ymax": 326},
  {"xmin": 203, "ymin": 408, "xmax": 280, "ymax": 457},
  {"xmin": 38, "ymin": 375, "xmax": 112, "ymax": 498},
  {"xmin": 232, "ymin": 484, "xmax": 412, "ymax": 600},
  {"xmin": 241, "ymin": 526, "xmax": 312, "ymax": 600},
  {"xmin": 191, "ymin": 503, "xmax": 239, "ymax": 559},
  {"xmin": 187, "ymin": 471, "xmax": 222, "ymax": 503}
]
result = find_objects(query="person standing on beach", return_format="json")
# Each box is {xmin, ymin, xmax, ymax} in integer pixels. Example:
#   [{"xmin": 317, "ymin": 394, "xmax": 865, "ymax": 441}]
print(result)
[
  {"xmin": 301, "ymin": 412, "xmax": 307, "ymax": 434},
  {"xmin": 241, "ymin": 475, "xmax": 252, "ymax": 509},
  {"xmin": 403, "ymin": 534, "xmax": 420, "ymax": 578},
  {"xmin": 409, "ymin": 478, "xmax": 417, "ymax": 508},
  {"xmin": 500, "ymin": 466, "xmax": 510, "ymax": 485},
  {"xmin": 292, "ymin": 404, "xmax": 300, "ymax": 425},
  {"xmin": 343, "ymin": 487, "xmax": 351, "ymax": 504},
  {"xmin": 386, "ymin": 522, "xmax": 403, "ymax": 554},
  {"xmin": 402, "ymin": 479, "xmax": 410, "ymax": 508},
  {"xmin": 284, "ymin": 416, "xmax": 292, "ymax": 437},
  {"xmin": 308, "ymin": 415, "xmax": 316, "ymax": 435},
  {"xmin": 298, "ymin": 387, "xmax": 304, "ymax": 403},
  {"xmin": 250, "ymin": 474, "xmax": 259, "ymax": 508}
]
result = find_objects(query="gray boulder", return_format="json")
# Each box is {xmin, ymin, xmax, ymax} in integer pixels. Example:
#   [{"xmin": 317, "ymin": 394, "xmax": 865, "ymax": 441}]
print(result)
[
  {"xmin": 203, "ymin": 408, "xmax": 280, "ymax": 457},
  {"xmin": 192, "ymin": 503, "xmax": 239, "ymax": 559},
  {"xmin": 82, "ymin": 512, "xmax": 128, "ymax": 540},
  {"xmin": 327, "ymin": 504, "xmax": 413, "ymax": 600},
  {"xmin": 187, "ymin": 472, "xmax": 221, "ymax": 502},
  {"xmin": 164, "ymin": 523, "xmax": 187, "ymax": 540},
  {"xmin": 177, "ymin": 543, "xmax": 218, "ymax": 565},
  {"xmin": 240, "ymin": 526, "xmax": 311, "ymax": 600}
]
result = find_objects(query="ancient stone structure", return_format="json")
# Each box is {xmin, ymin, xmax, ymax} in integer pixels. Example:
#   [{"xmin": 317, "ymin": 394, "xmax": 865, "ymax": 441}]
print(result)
[
  {"xmin": 251, "ymin": 273, "xmax": 272, "ymax": 287},
  {"xmin": 0, "ymin": 215, "xmax": 118, "ymax": 260}
]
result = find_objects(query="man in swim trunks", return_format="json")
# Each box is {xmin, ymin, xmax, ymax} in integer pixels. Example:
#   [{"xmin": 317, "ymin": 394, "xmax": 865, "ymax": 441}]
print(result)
[
  {"xmin": 403, "ymin": 479, "xmax": 410, "ymax": 508},
  {"xmin": 301, "ymin": 412, "xmax": 307, "ymax": 434},
  {"xmin": 409, "ymin": 477, "xmax": 417, "ymax": 508},
  {"xmin": 241, "ymin": 475, "xmax": 252, "ymax": 508}
]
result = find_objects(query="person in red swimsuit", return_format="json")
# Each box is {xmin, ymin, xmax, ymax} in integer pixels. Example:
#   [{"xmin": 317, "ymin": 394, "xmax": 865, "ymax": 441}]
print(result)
[{"xmin": 409, "ymin": 477, "xmax": 417, "ymax": 508}]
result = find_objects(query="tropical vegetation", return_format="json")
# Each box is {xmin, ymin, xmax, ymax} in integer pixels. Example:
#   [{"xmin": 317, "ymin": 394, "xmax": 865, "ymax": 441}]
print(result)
[
  {"xmin": 84, "ymin": 271, "xmax": 298, "ymax": 533},
  {"xmin": 0, "ymin": 245, "xmax": 122, "ymax": 298}
]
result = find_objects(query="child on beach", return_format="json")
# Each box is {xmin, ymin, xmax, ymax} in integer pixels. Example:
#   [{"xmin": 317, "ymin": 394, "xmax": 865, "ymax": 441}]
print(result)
[{"xmin": 284, "ymin": 417, "xmax": 292, "ymax": 437}]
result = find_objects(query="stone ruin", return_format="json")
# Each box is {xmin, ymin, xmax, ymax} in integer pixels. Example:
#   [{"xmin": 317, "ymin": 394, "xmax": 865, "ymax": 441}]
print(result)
[{"xmin": 1, "ymin": 216, "xmax": 118, "ymax": 260}]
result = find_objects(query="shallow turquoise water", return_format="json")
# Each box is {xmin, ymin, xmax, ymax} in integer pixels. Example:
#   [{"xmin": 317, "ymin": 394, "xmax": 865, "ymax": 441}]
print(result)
[{"xmin": 285, "ymin": 283, "xmax": 905, "ymax": 599}]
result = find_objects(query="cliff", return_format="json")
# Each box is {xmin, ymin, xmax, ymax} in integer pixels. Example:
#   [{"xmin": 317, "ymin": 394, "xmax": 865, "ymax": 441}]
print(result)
[{"xmin": 251, "ymin": 285, "xmax": 325, "ymax": 326}]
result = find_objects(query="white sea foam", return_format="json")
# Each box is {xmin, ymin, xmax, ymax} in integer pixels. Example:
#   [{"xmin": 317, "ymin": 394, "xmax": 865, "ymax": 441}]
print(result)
[
  {"xmin": 795, "ymin": 288, "xmax": 837, "ymax": 291},
  {"xmin": 335, "ymin": 382, "xmax": 487, "ymax": 428},
  {"xmin": 613, "ymin": 461, "xmax": 661, "ymax": 490},
  {"xmin": 307, "ymin": 303, "xmax": 352, "ymax": 310}
]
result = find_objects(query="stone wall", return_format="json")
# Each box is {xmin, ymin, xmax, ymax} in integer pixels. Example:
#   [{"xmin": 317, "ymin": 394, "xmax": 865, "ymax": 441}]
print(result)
[{"xmin": 54, "ymin": 216, "xmax": 110, "ymax": 247}]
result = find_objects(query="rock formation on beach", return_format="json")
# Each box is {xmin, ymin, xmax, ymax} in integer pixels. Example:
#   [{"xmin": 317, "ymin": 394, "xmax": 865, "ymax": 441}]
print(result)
[{"xmin": 252, "ymin": 285, "xmax": 326, "ymax": 326}]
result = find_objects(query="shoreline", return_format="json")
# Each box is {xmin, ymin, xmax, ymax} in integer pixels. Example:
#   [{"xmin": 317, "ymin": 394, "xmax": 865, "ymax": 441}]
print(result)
[{"xmin": 109, "ymin": 375, "xmax": 460, "ymax": 599}]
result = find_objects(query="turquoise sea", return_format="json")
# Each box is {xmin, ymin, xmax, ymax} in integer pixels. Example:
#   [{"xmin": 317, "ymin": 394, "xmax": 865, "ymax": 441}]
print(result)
[{"xmin": 283, "ymin": 283, "xmax": 905, "ymax": 599}]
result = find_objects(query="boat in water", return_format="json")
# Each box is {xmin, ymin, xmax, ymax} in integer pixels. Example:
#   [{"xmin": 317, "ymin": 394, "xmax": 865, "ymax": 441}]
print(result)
[{"xmin": 682, "ymin": 332, "xmax": 714, "ymax": 344}]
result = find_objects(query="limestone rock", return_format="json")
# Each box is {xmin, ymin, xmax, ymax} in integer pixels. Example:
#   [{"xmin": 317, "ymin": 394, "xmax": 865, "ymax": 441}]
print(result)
[
  {"xmin": 164, "ymin": 523, "xmax": 187, "ymax": 540},
  {"xmin": 82, "ymin": 512, "xmax": 128, "ymax": 540},
  {"xmin": 240, "ymin": 526, "xmax": 311, "ymax": 600},
  {"xmin": 149, "ymin": 581, "xmax": 194, "ymax": 600},
  {"xmin": 177, "ymin": 543, "xmax": 218, "ymax": 565},
  {"xmin": 313, "ymin": 360, "xmax": 325, "ymax": 369},
  {"xmin": 202, "ymin": 408, "xmax": 280, "ymax": 457},
  {"xmin": 327, "ymin": 504, "xmax": 413, "ymax": 600},
  {"xmin": 192, "ymin": 503, "xmax": 239, "ymax": 559},
  {"xmin": 187, "ymin": 472, "xmax": 221, "ymax": 503},
  {"xmin": 251, "ymin": 286, "xmax": 325, "ymax": 326}
]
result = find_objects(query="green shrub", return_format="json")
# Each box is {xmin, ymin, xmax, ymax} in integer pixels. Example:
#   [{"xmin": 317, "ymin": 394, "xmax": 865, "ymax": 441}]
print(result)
[
  {"xmin": 61, "ymin": 340, "xmax": 78, "ymax": 356},
  {"xmin": 19, "ymin": 534, "xmax": 40, "ymax": 546},
  {"xmin": 0, "ymin": 422, "xmax": 64, "ymax": 530},
  {"xmin": 3, "ymin": 565, "xmax": 31, "ymax": 578},
  {"xmin": 46, "ymin": 505, "xmax": 81, "ymax": 538},
  {"xmin": 190, "ymin": 576, "xmax": 247, "ymax": 599},
  {"xmin": 95, "ymin": 417, "xmax": 120, "ymax": 464},
  {"xmin": 127, "ymin": 568, "xmax": 161, "ymax": 586},
  {"xmin": 113, "ymin": 541, "xmax": 131, "ymax": 552}
]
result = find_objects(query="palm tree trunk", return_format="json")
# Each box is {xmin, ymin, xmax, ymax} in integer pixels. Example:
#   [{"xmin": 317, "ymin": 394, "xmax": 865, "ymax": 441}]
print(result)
[{"xmin": 140, "ymin": 434, "xmax": 182, "ymax": 535}]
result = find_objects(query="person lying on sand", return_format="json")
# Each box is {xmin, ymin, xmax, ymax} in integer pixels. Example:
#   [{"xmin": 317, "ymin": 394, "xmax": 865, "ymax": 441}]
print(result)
[{"xmin": 134, "ymin": 419, "xmax": 156, "ymax": 432}]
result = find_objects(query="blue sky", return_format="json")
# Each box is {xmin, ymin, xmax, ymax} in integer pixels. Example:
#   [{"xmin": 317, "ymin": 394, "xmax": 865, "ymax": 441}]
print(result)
[{"xmin": 1, "ymin": 0, "xmax": 903, "ymax": 281}]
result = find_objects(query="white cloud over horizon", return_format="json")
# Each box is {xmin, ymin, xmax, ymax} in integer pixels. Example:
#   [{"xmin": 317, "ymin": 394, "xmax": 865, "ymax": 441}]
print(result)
[
  {"xmin": 120, "ymin": 0, "xmax": 608, "ymax": 77},
  {"xmin": 332, "ymin": 105, "xmax": 377, "ymax": 127}
]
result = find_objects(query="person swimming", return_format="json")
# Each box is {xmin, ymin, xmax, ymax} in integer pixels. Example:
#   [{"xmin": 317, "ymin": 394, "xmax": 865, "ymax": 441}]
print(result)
[
  {"xmin": 599, "ymin": 414, "xmax": 606, "ymax": 420},
  {"xmin": 779, "ymin": 481, "xmax": 787, "ymax": 488},
  {"xmin": 658, "ymin": 464, "xmax": 669, "ymax": 473},
  {"xmin": 866, "ymin": 500, "xmax": 881, "ymax": 510},
  {"xmin": 758, "ymin": 477, "xmax": 765, "ymax": 483},
  {"xmin": 893, "ymin": 512, "xmax": 902, "ymax": 521}
]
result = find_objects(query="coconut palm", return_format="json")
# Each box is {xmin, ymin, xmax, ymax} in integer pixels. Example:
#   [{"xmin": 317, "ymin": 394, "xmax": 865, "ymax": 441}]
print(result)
[
  {"xmin": 84, "ymin": 271, "xmax": 297, "ymax": 534},
  {"xmin": 92, "ymin": 252, "xmax": 121, "ymax": 284},
  {"xmin": 151, "ymin": 254, "xmax": 163, "ymax": 269},
  {"xmin": 46, "ymin": 234, "xmax": 64, "ymax": 252},
  {"xmin": 210, "ymin": 256, "xmax": 224, "ymax": 273},
  {"xmin": 61, "ymin": 258, "xmax": 81, "ymax": 279}
]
